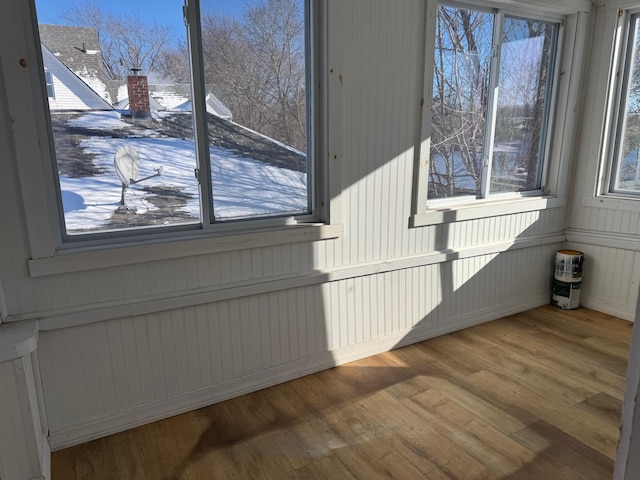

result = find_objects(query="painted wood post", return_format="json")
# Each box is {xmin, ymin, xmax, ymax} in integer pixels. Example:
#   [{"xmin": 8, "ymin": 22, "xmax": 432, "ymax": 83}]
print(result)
[
  {"xmin": 614, "ymin": 290, "xmax": 640, "ymax": 480},
  {"xmin": 0, "ymin": 320, "xmax": 50, "ymax": 480}
]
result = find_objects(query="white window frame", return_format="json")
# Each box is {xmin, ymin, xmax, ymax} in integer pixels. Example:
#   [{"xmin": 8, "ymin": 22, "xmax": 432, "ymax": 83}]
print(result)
[
  {"xmin": 1, "ymin": 0, "xmax": 341, "ymax": 275},
  {"xmin": 410, "ymin": 0, "xmax": 584, "ymax": 227},
  {"xmin": 599, "ymin": 6, "xmax": 640, "ymax": 201}
]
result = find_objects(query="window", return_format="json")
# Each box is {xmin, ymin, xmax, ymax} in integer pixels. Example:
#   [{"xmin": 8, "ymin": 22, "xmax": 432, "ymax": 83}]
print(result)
[
  {"xmin": 34, "ymin": 0, "xmax": 317, "ymax": 239},
  {"xmin": 44, "ymin": 70, "xmax": 54, "ymax": 98},
  {"xmin": 428, "ymin": 3, "xmax": 559, "ymax": 202},
  {"xmin": 608, "ymin": 11, "xmax": 640, "ymax": 196}
]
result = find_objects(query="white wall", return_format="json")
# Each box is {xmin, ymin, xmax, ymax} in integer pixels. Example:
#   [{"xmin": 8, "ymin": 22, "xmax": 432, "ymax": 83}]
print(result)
[{"xmin": 0, "ymin": 0, "xmax": 586, "ymax": 457}]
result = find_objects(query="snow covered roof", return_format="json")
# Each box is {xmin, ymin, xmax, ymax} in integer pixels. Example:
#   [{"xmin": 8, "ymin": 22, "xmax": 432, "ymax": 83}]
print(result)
[
  {"xmin": 38, "ymin": 24, "xmax": 105, "ymax": 81},
  {"xmin": 150, "ymin": 84, "xmax": 232, "ymax": 119},
  {"xmin": 113, "ymin": 95, "xmax": 166, "ymax": 112},
  {"xmin": 54, "ymin": 110, "xmax": 307, "ymax": 232}
]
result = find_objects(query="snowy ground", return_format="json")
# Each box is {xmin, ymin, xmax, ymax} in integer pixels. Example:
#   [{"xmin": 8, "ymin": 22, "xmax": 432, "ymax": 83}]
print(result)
[{"xmin": 58, "ymin": 111, "xmax": 307, "ymax": 233}]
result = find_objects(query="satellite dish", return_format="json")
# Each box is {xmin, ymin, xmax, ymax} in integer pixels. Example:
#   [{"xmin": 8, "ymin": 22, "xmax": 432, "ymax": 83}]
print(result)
[{"xmin": 114, "ymin": 145, "xmax": 140, "ymax": 186}]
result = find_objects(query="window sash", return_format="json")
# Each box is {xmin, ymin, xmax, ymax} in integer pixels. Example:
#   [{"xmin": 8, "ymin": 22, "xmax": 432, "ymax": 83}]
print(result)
[
  {"xmin": 609, "ymin": 11, "xmax": 640, "ymax": 196},
  {"xmin": 428, "ymin": 2, "xmax": 559, "ymax": 204},
  {"xmin": 38, "ymin": 0, "xmax": 315, "ymax": 242}
]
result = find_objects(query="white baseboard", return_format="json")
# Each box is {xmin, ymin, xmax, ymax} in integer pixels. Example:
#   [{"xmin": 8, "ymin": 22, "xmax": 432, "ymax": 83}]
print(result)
[
  {"xmin": 580, "ymin": 296, "xmax": 635, "ymax": 322},
  {"xmin": 48, "ymin": 292, "xmax": 549, "ymax": 451}
]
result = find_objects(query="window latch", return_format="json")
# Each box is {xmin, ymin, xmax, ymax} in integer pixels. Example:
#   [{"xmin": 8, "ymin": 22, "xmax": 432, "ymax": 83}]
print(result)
[
  {"xmin": 183, "ymin": 5, "xmax": 189, "ymax": 27},
  {"xmin": 194, "ymin": 168, "xmax": 199, "ymax": 180}
]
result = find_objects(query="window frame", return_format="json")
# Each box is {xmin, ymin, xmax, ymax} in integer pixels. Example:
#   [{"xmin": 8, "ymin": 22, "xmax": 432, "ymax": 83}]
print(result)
[
  {"xmin": 4, "ymin": 0, "xmax": 340, "ymax": 270},
  {"xmin": 602, "ymin": 7, "xmax": 640, "ymax": 199},
  {"xmin": 411, "ymin": 0, "xmax": 573, "ymax": 227}
]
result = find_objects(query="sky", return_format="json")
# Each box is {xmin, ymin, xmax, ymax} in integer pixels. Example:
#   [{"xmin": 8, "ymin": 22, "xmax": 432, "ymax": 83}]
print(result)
[{"xmin": 35, "ymin": 0, "xmax": 247, "ymax": 41}]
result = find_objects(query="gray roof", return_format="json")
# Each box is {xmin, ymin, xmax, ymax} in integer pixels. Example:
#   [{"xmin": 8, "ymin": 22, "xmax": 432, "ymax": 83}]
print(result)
[{"xmin": 38, "ymin": 24, "xmax": 122, "ymax": 103}]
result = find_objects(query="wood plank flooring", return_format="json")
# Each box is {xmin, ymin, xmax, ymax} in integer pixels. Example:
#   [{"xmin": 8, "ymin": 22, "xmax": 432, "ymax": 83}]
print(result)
[{"xmin": 51, "ymin": 306, "xmax": 632, "ymax": 479}]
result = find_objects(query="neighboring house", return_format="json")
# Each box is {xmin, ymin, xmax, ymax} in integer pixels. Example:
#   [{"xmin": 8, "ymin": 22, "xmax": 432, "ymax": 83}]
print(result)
[
  {"xmin": 38, "ymin": 24, "xmax": 120, "ymax": 106},
  {"xmin": 38, "ymin": 23, "xmax": 232, "ymax": 119},
  {"xmin": 40, "ymin": 43, "xmax": 113, "ymax": 111}
]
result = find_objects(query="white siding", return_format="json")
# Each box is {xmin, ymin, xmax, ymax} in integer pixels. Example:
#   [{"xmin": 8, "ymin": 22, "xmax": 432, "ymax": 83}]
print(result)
[{"xmin": 47, "ymin": 75, "xmax": 95, "ymax": 110}]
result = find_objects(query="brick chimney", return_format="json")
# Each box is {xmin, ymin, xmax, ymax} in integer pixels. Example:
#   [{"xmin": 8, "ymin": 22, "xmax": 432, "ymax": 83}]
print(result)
[{"xmin": 127, "ymin": 69, "xmax": 151, "ymax": 125}]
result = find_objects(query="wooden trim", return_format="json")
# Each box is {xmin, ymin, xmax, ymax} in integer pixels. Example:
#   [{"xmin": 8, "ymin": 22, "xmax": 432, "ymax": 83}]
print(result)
[
  {"xmin": 614, "ymin": 291, "xmax": 640, "ymax": 479},
  {"xmin": 411, "ymin": 196, "xmax": 565, "ymax": 227},
  {"xmin": 28, "ymin": 223, "xmax": 344, "ymax": 277},
  {"xmin": 566, "ymin": 228, "xmax": 640, "ymax": 251},
  {"xmin": 10, "ymin": 232, "xmax": 565, "ymax": 331},
  {"xmin": 0, "ymin": 320, "xmax": 38, "ymax": 362}
]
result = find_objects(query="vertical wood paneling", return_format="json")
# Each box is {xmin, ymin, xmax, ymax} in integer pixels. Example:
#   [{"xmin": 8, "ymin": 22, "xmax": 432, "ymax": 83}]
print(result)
[
  {"xmin": 39, "ymin": 241, "xmax": 561, "ymax": 441},
  {"xmin": 120, "ymin": 319, "xmax": 142, "ymax": 408},
  {"xmin": 133, "ymin": 316, "xmax": 155, "ymax": 403}
]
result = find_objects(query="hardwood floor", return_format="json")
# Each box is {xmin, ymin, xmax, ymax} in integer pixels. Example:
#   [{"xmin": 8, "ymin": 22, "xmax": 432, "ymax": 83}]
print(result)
[{"xmin": 51, "ymin": 306, "xmax": 632, "ymax": 479}]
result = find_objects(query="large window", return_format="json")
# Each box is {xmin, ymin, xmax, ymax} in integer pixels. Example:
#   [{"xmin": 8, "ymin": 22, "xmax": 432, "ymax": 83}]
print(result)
[
  {"xmin": 34, "ymin": 0, "xmax": 314, "ymax": 238},
  {"xmin": 428, "ymin": 3, "xmax": 559, "ymax": 202},
  {"xmin": 608, "ymin": 11, "xmax": 640, "ymax": 196}
]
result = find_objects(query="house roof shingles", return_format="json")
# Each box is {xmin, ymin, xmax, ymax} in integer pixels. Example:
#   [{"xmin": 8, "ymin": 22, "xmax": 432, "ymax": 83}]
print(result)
[{"xmin": 38, "ymin": 24, "xmax": 123, "ymax": 103}]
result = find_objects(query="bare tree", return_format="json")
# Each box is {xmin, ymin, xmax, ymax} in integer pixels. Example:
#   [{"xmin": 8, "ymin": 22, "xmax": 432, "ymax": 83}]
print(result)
[
  {"xmin": 154, "ymin": 0, "xmax": 307, "ymax": 150},
  {"xmin": 430, "ymin": 7, "xmax": 556, "ymax": 198},
  {"xmin": 61, "ymin": 0, "xmax": 173, "ymax": 79},
  {"xmin": 243, "ymin": 0, "xmax": 306, "ymax": 150},
  {"xmin": 430, "ymin": 6, "xmax": 491, "ymax": 198},
  {"xmin": 156, "ymin": 44, "xmax": 191, "ymax": 83}
]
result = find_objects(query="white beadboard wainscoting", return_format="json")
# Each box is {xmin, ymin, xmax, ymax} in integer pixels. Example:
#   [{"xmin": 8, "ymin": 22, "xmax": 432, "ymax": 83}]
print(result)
[
  {"xmin": 565, "ymin": 230, "xmax": 640, "ymax": 321},
  {"xmin": 38, "ymin": 242, "xmax": 560, "ymax": 449}
]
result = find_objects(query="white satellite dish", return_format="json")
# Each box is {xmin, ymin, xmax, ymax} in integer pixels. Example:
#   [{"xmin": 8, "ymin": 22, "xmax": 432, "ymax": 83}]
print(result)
[
  {"xmin": 114, "ymin": 145, "xmax": 163, "ymax": 207},
  {"xmin": 114, "ymin": 145, "xmax": 140, "ymax": 187}
]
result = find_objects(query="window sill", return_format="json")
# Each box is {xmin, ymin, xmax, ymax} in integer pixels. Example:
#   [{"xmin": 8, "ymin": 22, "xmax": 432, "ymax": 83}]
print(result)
[
  {"xmin": 582, "ymin": 195, "xmax": 640, "ymax": 212},
  {"xmin": 410, "ymin": 195, "xmax": 565, "ymax": 227},
  {"xmin": 28, "ymin": 222, "xmax": 343, "ymax": 277}
]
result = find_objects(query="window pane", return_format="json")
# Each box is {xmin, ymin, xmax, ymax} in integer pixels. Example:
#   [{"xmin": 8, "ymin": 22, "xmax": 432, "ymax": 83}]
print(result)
[
  {"xmin": 45, "ymin": 70, "xmax": 55, "ymax": 98},
  {"xmin": 490, "ymin": 16, "xmax": 556, "ymax": 194},
  {"xmin": 35, "ymin": 1, "xmax": 200, "ymax": 235},
  {"xmin": 199, "ymin": 0, "xmax": 310, "ymax": 221},
  {"xmin": 612, "ymin": 15, "xmax": 640, "ymax": 194},
  {"xmin": 430, "ymin": 6, "xmax": 493, "ymax": 199}
]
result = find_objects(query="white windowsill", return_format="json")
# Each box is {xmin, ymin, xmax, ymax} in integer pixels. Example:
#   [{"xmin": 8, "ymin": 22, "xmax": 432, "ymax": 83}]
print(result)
[
  {"xmin": 582, "ymin": 195, "xmax": 640, "ymax": 212},
  {"xmin": 410, "ymin": 195, "xmax": 565, "ymax": 227},
  {"xmin": 28, "ymin": 222, "xmax": 343, "ymax": 277}
]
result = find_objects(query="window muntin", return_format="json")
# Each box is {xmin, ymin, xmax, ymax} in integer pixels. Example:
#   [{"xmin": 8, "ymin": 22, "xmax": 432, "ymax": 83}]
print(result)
[
  {"xmin": 610, "ymin": 12, "xmax": 640, "ymax": 195},
  {"xmin": 34, "ymin": 0, "xmax": 312, "ymax": 238},
  {"xmin": 429, "ymin": 3, "xmax": 558, "ymax": 202}
]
